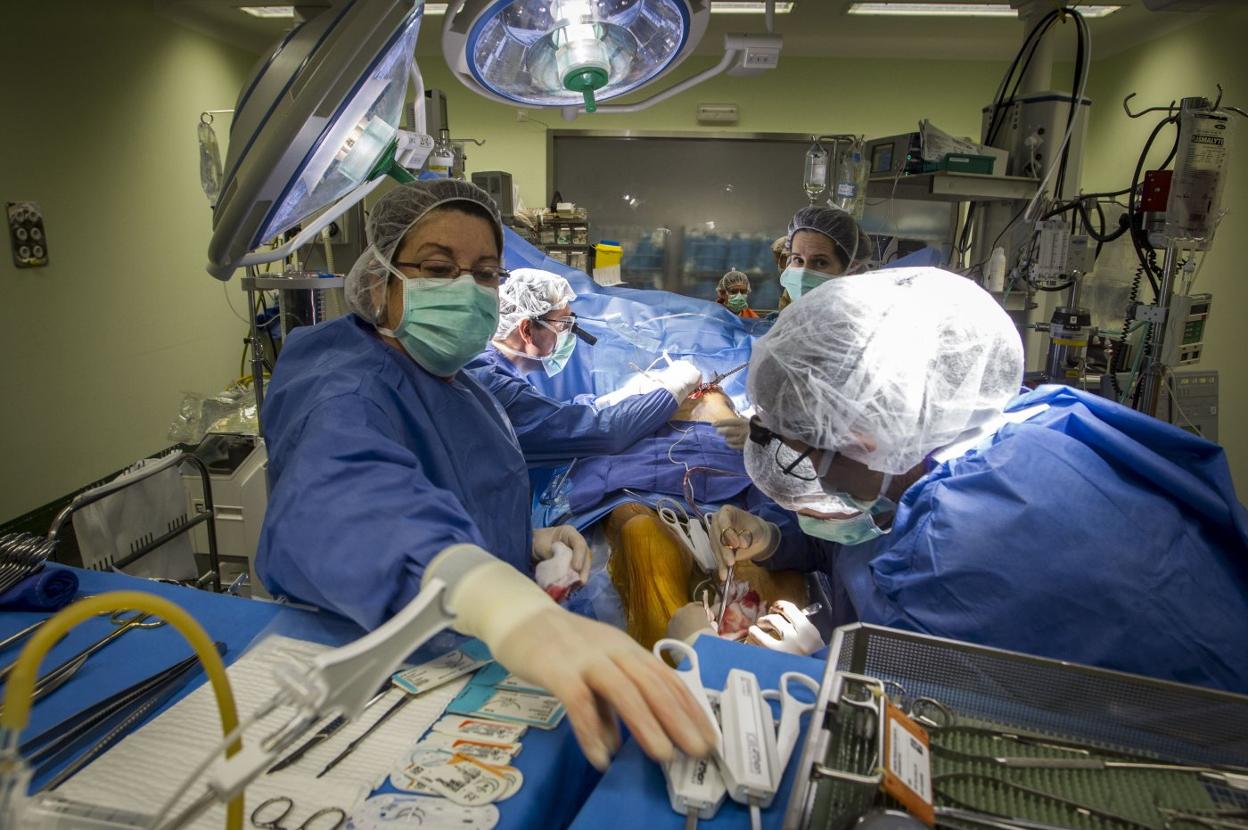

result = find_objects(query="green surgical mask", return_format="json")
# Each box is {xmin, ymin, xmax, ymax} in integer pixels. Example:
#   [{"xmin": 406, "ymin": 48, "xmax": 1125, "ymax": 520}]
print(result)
[
  {"xmin": 540, "ymin": 326, "xmax": 577, "ymax": 377},
  {"xmin": 377, "ymin": 272, "xmax": 499, "ymax": 377},
  {"xmin": 780, "ymin": 266, "xmax": 833, "ymax": 302},
  {"xmin": 726, "ymin": 293, "xmax": 749, "ymax": 313}
]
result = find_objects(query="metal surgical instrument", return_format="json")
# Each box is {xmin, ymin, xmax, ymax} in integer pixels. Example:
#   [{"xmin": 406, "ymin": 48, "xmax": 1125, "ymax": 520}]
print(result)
[
  {"xmin": 315, "ymin": 691, "xmax": 411, "ymax": 778},
  {"xmin": 268, "ymin": 686, "xmax": 389, "ymax": 774},
  {"xmin": 0, "ymin": 610, "xmax": 166, "ymax": 712},
  {"xmin": 251, "ymin": 796, "xmax": 346, "ymax": 830}
]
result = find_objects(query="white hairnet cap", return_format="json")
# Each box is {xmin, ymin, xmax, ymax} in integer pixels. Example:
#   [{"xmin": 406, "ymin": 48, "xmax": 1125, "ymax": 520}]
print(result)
[
  {"xmin": 495, "ymin": 268, "xmax": 577, "ymax": 339},
  {"xmin": 748, "ymin": 267, "xmax": 1024, "ymax": 475},
  {"xmin": 718, "ymin": 270, "xmax": 750, "ymax": 293},
  {"xmin": 345, "ymin": 180, "xmax": 504, "ymax": 325},
  {"xmin": 787, "ymin": 206, "xmax": 872, "ymax": 273}
]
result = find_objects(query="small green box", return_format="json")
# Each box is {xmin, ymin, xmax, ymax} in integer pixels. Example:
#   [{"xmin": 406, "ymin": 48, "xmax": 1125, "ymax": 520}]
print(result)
[{"xmin": 940, "ymin": 153, "xmax": 995, "ymax": 175}]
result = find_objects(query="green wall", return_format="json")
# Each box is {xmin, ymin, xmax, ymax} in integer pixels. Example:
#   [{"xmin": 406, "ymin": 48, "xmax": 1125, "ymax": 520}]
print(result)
[
  {"xmin": 0, "ymin": 1, "xmax": 259, "ymax": 521},
  {"xmin": 1081, "ymin": 7, "xmax": 1248, "ymax": 491}
]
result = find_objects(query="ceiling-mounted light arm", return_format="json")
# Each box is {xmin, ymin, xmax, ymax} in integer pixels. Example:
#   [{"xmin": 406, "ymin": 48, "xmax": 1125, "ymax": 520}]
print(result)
[
  {"xmin": 410, "ymin": 63, "xmax": 426, "ymax": 136},
  {"xmin": 765, "ymin": 0, "xmax": 775, "ymax": 33},
  {"xmin": 564, "ymin": 47, "xmax": 739, "ymax": 118}
]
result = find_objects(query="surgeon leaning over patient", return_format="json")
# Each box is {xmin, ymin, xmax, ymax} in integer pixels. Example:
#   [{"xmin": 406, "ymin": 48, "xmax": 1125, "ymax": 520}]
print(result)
[
  {"xmin": 466, "ymin": 268, "xmax": 701, "ymax": 464},
  {"xmin": 710, "ymin": 267, "xmax": 1248, "ymax": 692},
  {"xmin": 255, "ymin": 180, "xmax": 715, "ymax": 770}
]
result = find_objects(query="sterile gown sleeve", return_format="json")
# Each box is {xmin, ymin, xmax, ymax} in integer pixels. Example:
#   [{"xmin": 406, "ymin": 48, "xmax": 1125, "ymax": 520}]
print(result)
[
  {"xmin": 256, "ymin": 393, "xmax": 497, "ymax": 631},
  {"xmin": 470, "ymin": 365, "xmax": 679, "ymax": 463}
]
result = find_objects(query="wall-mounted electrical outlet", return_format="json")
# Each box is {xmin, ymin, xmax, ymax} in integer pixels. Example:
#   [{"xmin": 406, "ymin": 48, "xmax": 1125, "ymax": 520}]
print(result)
[{"xmin": 7, "ymin": 201, "xmax": 49, "ymax": 268}]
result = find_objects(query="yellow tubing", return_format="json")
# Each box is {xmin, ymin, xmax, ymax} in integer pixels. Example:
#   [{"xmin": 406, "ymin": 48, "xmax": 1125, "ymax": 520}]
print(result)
[{"xmin": 1, "ymin": 590, "xmax": 243, "ymax": 830}]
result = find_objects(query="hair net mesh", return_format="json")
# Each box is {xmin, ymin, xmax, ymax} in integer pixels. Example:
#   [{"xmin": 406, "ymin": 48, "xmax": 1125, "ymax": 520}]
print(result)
[
  {"xmin": 787, "ymin": 206, "xmax": 873, "ymax": 273},
  {"xmin": 345, "ymin": 180, "xmax": 504, "ymax": 325},
  {"xmin": 495, "ymin": 268, "xmax": 577, "ymax": 338},
  {"xmin": 717, "ymin": 270, "xmax": 751, "ymax": 293},
  {"xmin": 748, "ymin": 267, "xmax": 1024, "ymax": 475}
]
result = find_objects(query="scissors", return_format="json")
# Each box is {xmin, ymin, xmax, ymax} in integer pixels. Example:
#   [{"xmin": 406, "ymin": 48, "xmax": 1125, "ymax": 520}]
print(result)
[
  {"xmin": 251, "ymin": 796, "xmax": 346, "ymax": 830},
  {"xmin": 690, "ymin": 361, "xmax": 749, "ymax": 399},
  {"xmin": 0, "ymin": 610, "xmax": 166, "ymax": 707},
  {"xmin": 713, "ymin": 521, "xmax": 754, "ymax": 631},
  {"xmin": 656, "ymin": 499, "xmax": 720, "ymax": 574}
]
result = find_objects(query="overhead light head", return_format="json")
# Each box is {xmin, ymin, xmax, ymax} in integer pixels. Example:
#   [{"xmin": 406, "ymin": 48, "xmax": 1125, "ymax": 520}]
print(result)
[
  {"xmin": 443, "ymin": 0, "xmax": 710, "ymax": 111},
  {"xmin": 208, "ymin": 0, "xmax": 423, "ymax": 279}
]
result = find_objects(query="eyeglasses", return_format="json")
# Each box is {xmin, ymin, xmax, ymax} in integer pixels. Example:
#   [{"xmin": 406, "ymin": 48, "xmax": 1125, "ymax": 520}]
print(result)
[
  {"xmin": 749, "ymin": 416, "xmax": 829, "ymax": 481},
  {"xmin": 391, "ymin": 257, "xmax": 509, "ymax": 286},
  {"xmin": 537, "ymin": 314, "xmax": 577, "ymax": 333}
]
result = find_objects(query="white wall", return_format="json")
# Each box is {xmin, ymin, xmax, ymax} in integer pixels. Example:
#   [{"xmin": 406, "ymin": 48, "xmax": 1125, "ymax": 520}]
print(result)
[{"xmin": 0, "ymin": 1, "xmax": 259, "ymax": 521}]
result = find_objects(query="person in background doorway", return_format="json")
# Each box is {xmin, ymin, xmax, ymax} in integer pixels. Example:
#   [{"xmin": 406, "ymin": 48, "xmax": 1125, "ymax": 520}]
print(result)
[{"xmin": 716, "ymin": 270, "xmax": 758, "ymax": 318}]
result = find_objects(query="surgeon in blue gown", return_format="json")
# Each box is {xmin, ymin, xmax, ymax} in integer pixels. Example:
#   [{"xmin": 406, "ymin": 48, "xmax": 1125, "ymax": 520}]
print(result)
[
  {"xmin": 708, "ymin": 267, "xmax": 1248, "ymax": 692},
  {"xmin": 465, "ymin": 268, "xmax": 701, "ymax": 465},
  {"xmin": 256, "ymin": 180, "xmax": 716, "ymax": 771}
]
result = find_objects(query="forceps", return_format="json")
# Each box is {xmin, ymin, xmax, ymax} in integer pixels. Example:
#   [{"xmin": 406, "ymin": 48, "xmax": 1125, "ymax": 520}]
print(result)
[
  {"xmin": 714, "ymin": 520, "xmax": 754, "ymax": 631},
  {"xmin": 0, "ymin": 610, "xmax": 165, "ymax": 710}
]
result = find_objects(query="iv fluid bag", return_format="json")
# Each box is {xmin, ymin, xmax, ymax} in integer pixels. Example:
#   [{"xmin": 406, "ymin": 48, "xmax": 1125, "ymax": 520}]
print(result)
[
  {"xmin": 833, "ymin": 137, "xmax": 867, "ymax": 219},
  {"xmin": 1165, "ymin": 109, "xmax": 1230, "ymax": 245},
  {"xmin": 198, "ymin": 120, "xmax": 223, "ymax": 207}
]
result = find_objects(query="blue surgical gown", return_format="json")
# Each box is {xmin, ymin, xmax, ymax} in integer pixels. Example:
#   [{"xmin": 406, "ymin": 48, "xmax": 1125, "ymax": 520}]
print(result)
[
  {"xmin": 765, "ymin": 385, "xmax": 1248, "ymax": 692},
  {"xmin": 256, "ymin": 316, "xmax": 533, "ymax": 630},
  {"xmin": 464, "ymin": 345, "xmax": 678, "ymax": 464}
]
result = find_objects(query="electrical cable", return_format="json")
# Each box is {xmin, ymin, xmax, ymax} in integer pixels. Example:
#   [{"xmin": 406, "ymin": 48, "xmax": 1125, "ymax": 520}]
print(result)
[
  {"xmin": 0, "ymin": 591, "xmax": 243, "ymax": 830},
  {"xmin": 957, "ymin": 9, "xmax": 1062, "ymax": 263},
  {"xmin": 1126, "ymin": 114, "xmax": 1179, "ymax": 296}
]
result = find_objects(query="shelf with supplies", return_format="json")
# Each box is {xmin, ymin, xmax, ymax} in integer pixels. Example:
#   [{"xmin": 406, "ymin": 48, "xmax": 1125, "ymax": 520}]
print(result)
[{"xmin": 867, "ymin": 171, "xmax": 1040, "ymax": 203}]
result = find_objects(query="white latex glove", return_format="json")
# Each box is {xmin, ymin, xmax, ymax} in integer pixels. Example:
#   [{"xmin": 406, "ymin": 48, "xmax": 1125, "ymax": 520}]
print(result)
[
  {"xmin": 653, "ymin": 360, "xmax": 702, "ymax": 402},
  {"xmin": 709, "ymin": 504, "xmax": 780, "ymax": 581},
  {"xmin": 534, "ymin": 524, "xmax": 591, "ymax": 582},
  {"xmin": 747, "ymin": 600, "xmax": 824, "ymax": 656},
  {"xmin": 426, "ymin": 545, "xmax": 718, "ymax": 772},
  {"xmin": 713, "ymin": 416, "xmax": 749, "ymax": 450}
]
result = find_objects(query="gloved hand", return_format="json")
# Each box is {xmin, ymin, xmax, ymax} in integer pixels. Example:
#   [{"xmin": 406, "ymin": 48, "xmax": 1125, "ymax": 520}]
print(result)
[
  {"xmin": 709, "ymin": 505, "xmax": 780, "ymax": 580},
  {"xmin": 713, "ymin": 416, "xmax": 749, "ymax": 450},
  {"xmin": 653, "ymin": 360, "xmax": 702, "ymax": 402},
  {"xmin": 747, "ymin": 600, "xmax": 824, "ymax": 655},
  {"xmin": 666, "ymin": 602, "xmax": 717, "ymax": 645},
  {"xmin": 426, "ymin": 545, "xmax": 718, "ymax": 772},
  {"xmin": 533, "ymin": 524, "xmax": 591, "ymax": 582}
]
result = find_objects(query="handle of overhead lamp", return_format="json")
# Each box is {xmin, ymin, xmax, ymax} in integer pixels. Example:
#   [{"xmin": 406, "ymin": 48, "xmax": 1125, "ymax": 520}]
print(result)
[{"xmin": 576, "ymin": 49, "xmax": 740, "ymax": 116}]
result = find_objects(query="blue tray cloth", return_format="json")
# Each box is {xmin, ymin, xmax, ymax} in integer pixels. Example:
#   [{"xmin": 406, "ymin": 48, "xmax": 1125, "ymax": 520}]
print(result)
[{"xmin": 0, "ymin": 567, "xmax": 596, "ymax": 829}]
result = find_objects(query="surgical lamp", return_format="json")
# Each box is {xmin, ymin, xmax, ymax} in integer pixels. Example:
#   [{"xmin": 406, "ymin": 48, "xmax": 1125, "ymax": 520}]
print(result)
[
  {"xmin": 442, "ymin": 0, "xmax": 781, "ymax": 119},
  {"xmin": 207, "ymin": 0, "xmax": 434, "ymax": 280}
]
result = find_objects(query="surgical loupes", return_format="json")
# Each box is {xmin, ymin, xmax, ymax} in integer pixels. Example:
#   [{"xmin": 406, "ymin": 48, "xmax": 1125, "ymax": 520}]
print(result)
[{"xmin": 653, "ymin": 639, "xmax": 727, "ymax": 829}]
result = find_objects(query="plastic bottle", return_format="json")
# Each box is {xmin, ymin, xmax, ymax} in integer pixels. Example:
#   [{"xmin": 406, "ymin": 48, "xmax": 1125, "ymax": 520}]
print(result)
[{"xmin": 428, "ymin": 128, "xmax": 455, "ymax": 178}]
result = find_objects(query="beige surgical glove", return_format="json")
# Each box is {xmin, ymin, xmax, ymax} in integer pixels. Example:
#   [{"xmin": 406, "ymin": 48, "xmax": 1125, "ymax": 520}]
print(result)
[
  {"xmin": 747, "ymin": 600, "xmax": 824, "ymax": 656},
  {"xmin": 666, "ymin": 602, "xmax": 717, "ymax": 645},
  {"xmin": 534, "ymin": 524, "xmax": 591, "ymax": 582},
  {"xmin": 425, "ymin": 545, "xmax": 717, "ymax": 772},
  {"xmin": 709, "ymin": 504, "xmax": 780, "ymax": 581},
  {"xmin": 713, "ymin": 416, "xmax": 749, "ymax": 451}
]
